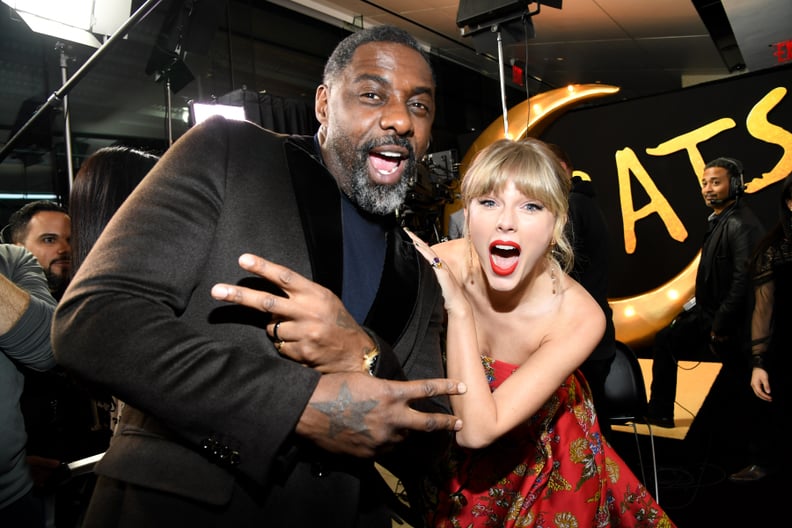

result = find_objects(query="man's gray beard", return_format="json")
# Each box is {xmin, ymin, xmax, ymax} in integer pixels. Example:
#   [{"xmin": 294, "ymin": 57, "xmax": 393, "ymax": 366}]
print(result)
[
  {"xmin": 348, "ymin": 167, "xmax": 410, "ymax": 216},
  {"xmin": 326, "ymin": 132, "xmax": 415, "ymax": 216}
]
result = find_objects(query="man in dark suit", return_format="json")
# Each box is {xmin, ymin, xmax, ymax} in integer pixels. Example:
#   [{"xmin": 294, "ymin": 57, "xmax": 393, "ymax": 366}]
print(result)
[{"xmin": 52, "ymin": 26, "xmax": 464, "ymax": 527}]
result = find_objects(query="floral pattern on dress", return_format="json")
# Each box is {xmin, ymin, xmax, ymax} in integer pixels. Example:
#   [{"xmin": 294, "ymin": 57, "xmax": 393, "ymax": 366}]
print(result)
[{"xmin": 421, "ymin": 357, "xmax": 676, "ymax": 528}]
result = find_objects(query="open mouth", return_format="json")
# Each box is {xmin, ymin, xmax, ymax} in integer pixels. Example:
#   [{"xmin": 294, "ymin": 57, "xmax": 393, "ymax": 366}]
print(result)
[
  {"xmin": 489, "ymin": 241, "xmax": 520, "ymax": 276},
  {"xmin": 370, "ymin": 150, "xmax": 407, "ymax": 176}
]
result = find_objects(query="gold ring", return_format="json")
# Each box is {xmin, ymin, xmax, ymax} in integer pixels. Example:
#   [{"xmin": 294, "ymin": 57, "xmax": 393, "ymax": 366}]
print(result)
[
  {"xmin": 431, "ymin": 257, "xmax": 443, "ymax": 269},
  {"xmin": 275, "ymin": 339, "xmax": 284, "ymax": 352}
]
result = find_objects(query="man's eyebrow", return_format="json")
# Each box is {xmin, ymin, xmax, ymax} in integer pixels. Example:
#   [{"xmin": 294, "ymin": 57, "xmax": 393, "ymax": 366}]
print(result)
[
  {"xmin": 352, "ymin": 73, "xmax": 388, "ymax": 85},
  {"xmin": 352, "ymin": 73, "xmax": 434, "ymax": 96},
  {"xmin": 412, "ymin": 86, "xmax": 434, "ymax": 97}
]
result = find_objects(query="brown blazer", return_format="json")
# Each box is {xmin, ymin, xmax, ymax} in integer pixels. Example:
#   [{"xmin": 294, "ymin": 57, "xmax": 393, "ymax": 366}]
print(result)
[{"xmin": 52, "ymin": 116, "xmax": 448, "ymax": 527}]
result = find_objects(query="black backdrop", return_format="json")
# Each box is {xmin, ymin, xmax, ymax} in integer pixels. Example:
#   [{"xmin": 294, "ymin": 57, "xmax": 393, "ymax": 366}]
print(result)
[{"xmin": 541, "ymin": 62, "xmax": 792, "ymax": 300}]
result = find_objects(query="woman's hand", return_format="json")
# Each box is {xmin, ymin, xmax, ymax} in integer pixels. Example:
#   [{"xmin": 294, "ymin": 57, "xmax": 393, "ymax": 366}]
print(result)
[
  {"xmin": 404, "ymin": 228, "xmax": 469, "ymax": 317},
  {"xmin": 750, "ymin": 367, "xmax": 772, "ymax": 402}
]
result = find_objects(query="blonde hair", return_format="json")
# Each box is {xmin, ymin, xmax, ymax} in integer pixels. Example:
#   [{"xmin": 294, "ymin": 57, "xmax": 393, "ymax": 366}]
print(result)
[{"xmin": 460, "ymin": 138, "xmax": 573, "ymax": 272}]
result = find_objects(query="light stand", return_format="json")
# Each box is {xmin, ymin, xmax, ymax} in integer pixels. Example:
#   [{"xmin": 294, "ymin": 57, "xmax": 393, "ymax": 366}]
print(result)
[
  {"xmin": 459, "ymin": 7, "xmax": 539, "ymax": 138},
  {"xmin": 496, "ymin": 29, "xmax": 509, "ymax": 137},
  {"xmin": 0, "ymin": 0, "xmax": 165, "ymax": 185},
  {"xmin": 144, "ymin": 0, "xmax": 227, "ymax": 147},
  {"xmin": 165, "ymin": 76, "xmax": 173, "ymax": 146},
  {"xmin": 56, "ymin": 42, "xmax": 75, "ymax": 187}
]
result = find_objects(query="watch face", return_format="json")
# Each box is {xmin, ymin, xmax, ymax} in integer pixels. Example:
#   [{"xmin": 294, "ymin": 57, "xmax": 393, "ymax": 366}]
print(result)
[{"xmin": 364, "ymin": 348, "xmax": 380, "ymax": 375}]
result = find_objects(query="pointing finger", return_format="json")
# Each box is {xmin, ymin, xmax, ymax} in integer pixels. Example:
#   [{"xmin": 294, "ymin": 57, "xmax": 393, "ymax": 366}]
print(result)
[
  {"xmin": 211, "ymin": 283, "xmax": 284, "ymax": 313},
  {"xmin": 238, "ymin": 253, "xmax": 306, "ymax": 292}
]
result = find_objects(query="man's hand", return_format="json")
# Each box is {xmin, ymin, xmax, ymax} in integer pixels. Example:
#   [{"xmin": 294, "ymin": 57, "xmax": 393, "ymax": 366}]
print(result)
[
  {"xmin": 211, "ymin": 253, "xmax": 374, "ymax": 373},
  {"xmin": 296, "ymin": 372, "xmax": 465, "ymax": 457}
]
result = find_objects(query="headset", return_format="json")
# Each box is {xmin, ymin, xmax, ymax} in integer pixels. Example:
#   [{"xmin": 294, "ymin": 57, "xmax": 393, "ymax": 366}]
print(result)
[
  {"xmin": 706, "ymin": 157, "xmax": 745, "ymax": 205},
  {"xmin": 0, "ymin": 224, "xmax": 11, "ymax": 244}
]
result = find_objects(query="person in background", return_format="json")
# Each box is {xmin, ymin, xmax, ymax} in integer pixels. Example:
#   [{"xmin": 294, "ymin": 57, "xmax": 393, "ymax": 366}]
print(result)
[
  {"xmin": 647, "ymin": 157, "xmax": 763, "ymax": 428},
  {"xmin": 3, "ymin": 199, "xmax": 103, "ymax": 523},
  {"xmin": 36, "ymin": 145, "xmax": 160, "ymax": 528},
  {"xmin": 51, "ymin": 25, "xmax": 463, "ymax": 528},
  {"xmin": 447, "ymin": 208, "xmax": 464, "ymax": 240},
  {"xmin": 3, "ymin": 200, "xmax": 71, "ymax": 300},
  {"xmin": 408, "ymin": 138, "xmax": 674, "ymax": 527},
  {"xmin": 729, "ymin": 172, "xmax": 792, "ymax": 483},
  {"xmin": 70, "ymin": 146, "xmax": 159, "ymax": 273},
  {"xmin": 546, "ymin": 142, "xmax": 617, "ymax": 442},
  {"xmin": 0, "ymin": 244, "xmax": 57, "ymax": 528}
]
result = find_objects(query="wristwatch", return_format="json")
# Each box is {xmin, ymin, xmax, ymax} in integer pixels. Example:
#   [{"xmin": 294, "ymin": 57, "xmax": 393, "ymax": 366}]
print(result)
[{"xmin": 363, "ymin": 347, "xmax": 380, "ymax": 376}]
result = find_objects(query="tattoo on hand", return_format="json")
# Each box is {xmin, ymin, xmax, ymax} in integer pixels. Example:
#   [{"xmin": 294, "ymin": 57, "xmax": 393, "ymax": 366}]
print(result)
[
  {"xmin": 310, "ymin": 382, "xmax": 377, "ymax": 439},
  {"xmin": 335, "ymin": 310, "xmax": 357, "ymax": 330}
]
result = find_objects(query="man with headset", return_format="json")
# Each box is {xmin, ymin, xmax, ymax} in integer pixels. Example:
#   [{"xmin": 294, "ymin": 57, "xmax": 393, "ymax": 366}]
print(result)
[{"xmin": 647, "ymin": 157, "xmax": 763, "ymax": 429}]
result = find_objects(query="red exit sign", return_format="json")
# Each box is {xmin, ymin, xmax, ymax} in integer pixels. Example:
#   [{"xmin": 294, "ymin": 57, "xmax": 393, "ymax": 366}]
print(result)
[{"xmin": 772, "ymin": 40, "xmax": 792, "ymax": 63}]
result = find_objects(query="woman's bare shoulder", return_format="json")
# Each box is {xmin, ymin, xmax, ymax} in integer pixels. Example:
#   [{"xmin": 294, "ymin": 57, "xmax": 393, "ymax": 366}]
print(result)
[{"xmin": 558, "ymin": 276, "xmax": 606, "ymax": 332}]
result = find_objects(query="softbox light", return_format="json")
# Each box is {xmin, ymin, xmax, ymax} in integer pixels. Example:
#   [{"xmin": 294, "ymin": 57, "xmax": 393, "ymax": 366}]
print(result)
[
  {"xmin": 188, "ymin": 100, "xmax": 245, "ymax": 126},
  {"xmin": 2, "ymin": 0, "xmax": 132, "ymax": 48}
]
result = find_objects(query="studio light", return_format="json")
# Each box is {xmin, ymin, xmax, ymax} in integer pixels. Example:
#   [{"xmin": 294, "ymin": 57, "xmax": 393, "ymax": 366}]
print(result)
[
  {"xmin": 189, "ymin": 101, "xmax": 246, "ymax": 126},
  {"xmin": 1, "ymin": 0, "xmax": 132, "ymax": 48},
  {"xmin": 1, "ymin": 0, "xmax": 135, "ymax": 189}
]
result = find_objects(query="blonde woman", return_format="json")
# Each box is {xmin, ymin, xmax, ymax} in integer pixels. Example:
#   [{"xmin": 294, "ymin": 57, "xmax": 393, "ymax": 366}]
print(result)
[{"xmin": 408, "ymin": 138, "xmax": 674, "ymax": 527}]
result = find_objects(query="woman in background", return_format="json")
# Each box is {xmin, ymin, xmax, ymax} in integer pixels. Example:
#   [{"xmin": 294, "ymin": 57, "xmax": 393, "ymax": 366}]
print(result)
[
  {"xmin": 70, "ymin": 146, "xmax": 160, "ymax": 271},
  {"xmin": 70, "ymin": 145, "xmax": 159, "ymax": 428},
  {"xmin": 729, "ymin": 172, "xmax": 792, "ymax": 483},
  {"xmin": 409, "ymin": 138, "xmax": 673, "ymax": 527}
]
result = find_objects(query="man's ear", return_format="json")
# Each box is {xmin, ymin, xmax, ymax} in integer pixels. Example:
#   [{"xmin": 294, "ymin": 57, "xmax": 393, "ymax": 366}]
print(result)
[{"xmin": 315, "ymin": 84, "xmax": 329, "ymax": 125}]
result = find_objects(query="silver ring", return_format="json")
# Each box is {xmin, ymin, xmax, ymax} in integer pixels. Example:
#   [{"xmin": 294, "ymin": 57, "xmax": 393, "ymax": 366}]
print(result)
[{"xmin": 273, "ymin": 320, "xmax": 282, "ymax": 342}]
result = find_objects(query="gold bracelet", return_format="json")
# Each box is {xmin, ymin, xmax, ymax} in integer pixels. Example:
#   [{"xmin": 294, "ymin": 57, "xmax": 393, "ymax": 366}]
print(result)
[{"xmin": 363, "ymin": 346, "xmax": 380, "ymax": 376}]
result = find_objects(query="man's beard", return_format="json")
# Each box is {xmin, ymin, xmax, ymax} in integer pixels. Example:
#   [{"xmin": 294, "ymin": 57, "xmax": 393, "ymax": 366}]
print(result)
[
  {"xmin": 45, "ymin": 269, "xmax": 70, "ymax": 301},
  {"xmin": 329, "ymin": 134, "xmax": 415, "ymax": 216}
]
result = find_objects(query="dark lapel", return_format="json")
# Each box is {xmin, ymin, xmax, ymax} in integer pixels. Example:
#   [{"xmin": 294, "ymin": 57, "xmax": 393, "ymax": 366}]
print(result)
[
  {"xmin": 283, "ymin": 137, "xmax": 421, "ymax": 347},
  {"xmin": 285, "ymin": 137, "xmax": 343, "ymax": 297},
  {"xmin": 365, "ymin": 227, "xmax": 420, "ymax": 346}
]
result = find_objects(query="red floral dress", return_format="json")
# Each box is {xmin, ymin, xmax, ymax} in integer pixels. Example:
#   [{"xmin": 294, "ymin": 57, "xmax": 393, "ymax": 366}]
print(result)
[{"xmin": 422, "ymin": 357, "xmax": 676, "ymax": 528}]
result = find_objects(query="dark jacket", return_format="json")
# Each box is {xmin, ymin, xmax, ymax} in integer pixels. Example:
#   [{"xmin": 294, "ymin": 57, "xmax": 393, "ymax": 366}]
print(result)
[
  {"xmin": 696, "ymin": 199, "xmax": 764, "ymax": 337},
  {"xmin": 51, "ymin": 116, "xmax": 448, "ymax": 527},
  {"xmin": 567, "ymin": 177, "xmax": 615, "ymax": 361}
]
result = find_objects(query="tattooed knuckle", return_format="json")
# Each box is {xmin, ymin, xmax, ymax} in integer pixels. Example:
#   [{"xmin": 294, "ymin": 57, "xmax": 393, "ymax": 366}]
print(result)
[
  {"xmin": 424, "ymin": 416, "xmax": 438, "ymax": 432},
  {"xmin": 263, "ymin": 296, "xmax": 276, "ymax": 311}
]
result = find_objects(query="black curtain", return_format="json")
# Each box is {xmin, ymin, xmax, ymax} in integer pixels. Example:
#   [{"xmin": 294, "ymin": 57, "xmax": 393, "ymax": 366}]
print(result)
[
  {"xmin": 217, "ymin": 89, "xmax": 318, "ymax": 135},
  {"xmin": 258, "ymin": 93, "xmax": 318, "ymax": 136}
]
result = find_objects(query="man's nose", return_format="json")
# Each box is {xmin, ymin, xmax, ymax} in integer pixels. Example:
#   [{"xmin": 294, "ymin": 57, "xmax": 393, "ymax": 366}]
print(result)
[{"xmin": 379, "ymin": 100, "xmax": 413, "ymax": 137}]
